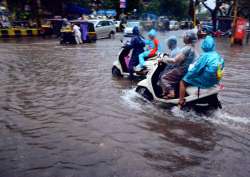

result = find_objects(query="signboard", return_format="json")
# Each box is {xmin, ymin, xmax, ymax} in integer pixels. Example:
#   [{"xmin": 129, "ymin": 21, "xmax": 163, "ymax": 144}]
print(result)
[
  {"xmin": 120, "ymin": 0, "xmax": 126, "ymax": 9},
  {"xmin": 97, "ymin": 9, "xmax": 117, "ymax": 17}
]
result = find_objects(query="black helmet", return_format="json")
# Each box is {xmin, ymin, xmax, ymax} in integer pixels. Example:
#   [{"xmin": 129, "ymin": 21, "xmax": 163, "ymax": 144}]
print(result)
[{"xmin": 132, "ymin": 26, "xmax": 140, "ymax": 35}]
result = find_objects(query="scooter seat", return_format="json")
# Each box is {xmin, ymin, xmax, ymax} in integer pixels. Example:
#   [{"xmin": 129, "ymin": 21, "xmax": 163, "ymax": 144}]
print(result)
[
  {"xmin": 186, "ymin": 85, "xmax": 221, "ymax": 96},
  {"xmin": 147, "ymin": 56, "xmax": 158, "ymax": 60}
]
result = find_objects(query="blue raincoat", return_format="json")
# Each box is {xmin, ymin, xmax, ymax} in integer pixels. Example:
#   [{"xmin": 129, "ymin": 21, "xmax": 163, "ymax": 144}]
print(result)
[
  {"xmin": 183, "ymin": 36, "xmax": 224, "ymax": 88},
  {"xmin": 138, "ymin": 29, "xmax": 160, "ymax": 67}
]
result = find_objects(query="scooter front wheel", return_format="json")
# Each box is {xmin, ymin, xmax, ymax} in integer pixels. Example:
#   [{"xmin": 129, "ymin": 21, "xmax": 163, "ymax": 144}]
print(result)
[
  {"xmin": 208, "ymin": 94, "xmax": 222, "ymax": 109},
  {"xmin": 136, "ymin": 86, "xmax": 154, "ymax": 101}
]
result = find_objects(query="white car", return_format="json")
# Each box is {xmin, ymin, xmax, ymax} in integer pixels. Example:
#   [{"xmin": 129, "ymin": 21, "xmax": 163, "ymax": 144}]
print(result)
[
  {"xmin": 88, "ymin": 19, "xmax": 116, "ymax": 39},
  {"xmin": 169, "ymin": 20, "xmax": 179, "ymax": 30},
  {"xmin": 124, "ymin": 21, "xmax": 143, "ymax": 36}
]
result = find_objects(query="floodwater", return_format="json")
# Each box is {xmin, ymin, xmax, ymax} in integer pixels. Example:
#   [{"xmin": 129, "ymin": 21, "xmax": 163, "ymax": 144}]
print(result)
[{"xmin": 0, "ymin": 32, "xmax": 250, "ymax": 177}]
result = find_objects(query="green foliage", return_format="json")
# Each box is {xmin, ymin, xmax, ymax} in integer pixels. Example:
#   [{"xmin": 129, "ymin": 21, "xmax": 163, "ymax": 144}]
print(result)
[
  {"xmin": 126, "ymin": 0, "xmax": 142, "ymax": 12},
  {"xmin": 160, "ymin": 0, "xmax": 189, "ymax": 18},
  {"xmin": 144, "ymin": 0, "xmax": 161, "ymax": 15},
  {"xmin": 6, "ymin": 0, "xmax": 191, "ymax": 19},
  {"xmin": 102, "ymin": 0, "xmax": 119, "ymax": 9},
  {"xmin": 140, "ymin": 0, "xmax": 189, "ymax": 18}
]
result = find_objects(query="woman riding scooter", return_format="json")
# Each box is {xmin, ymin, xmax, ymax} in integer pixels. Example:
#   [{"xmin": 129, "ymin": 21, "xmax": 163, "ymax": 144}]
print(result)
[
  {"xmin": 179, "ymin": 35, "xmax": 224, "ymax": 108},
  {"xmin": 158, "ymin": 31, "xmax": 197, "ymax": 99},
  {"xmin": 127, "ymin": 26, "xmax": 145, "ymax": 80}
]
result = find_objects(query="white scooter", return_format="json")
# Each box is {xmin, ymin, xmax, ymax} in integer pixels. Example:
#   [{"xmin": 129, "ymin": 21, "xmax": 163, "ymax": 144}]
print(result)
[
  {"xmin": 112, "ymin": 41, "xmax": 158, "ymax": 79},
  {"xmin": 136, "ymin": 61, "xmax": 223, "ymax": 109}
]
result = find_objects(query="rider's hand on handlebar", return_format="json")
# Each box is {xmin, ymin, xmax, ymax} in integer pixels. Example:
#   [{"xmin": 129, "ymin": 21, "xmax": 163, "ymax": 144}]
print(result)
[
  {"xmin": 157, "ymin": 57, "xmax": 164, "ymax": 64},
  {"xmin": 157, "ymin": 53, "xmax": 164, "ymax": 59},
  {"xmin": 157, "ymin": 53, "xmax": 168, "ymax": 63}
]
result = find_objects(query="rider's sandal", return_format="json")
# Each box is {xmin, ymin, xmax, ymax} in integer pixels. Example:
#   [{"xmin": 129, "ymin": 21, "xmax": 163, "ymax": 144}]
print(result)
[{"xmin": 178, "ymin": 99, "xmax": 186, "ymax": 109}]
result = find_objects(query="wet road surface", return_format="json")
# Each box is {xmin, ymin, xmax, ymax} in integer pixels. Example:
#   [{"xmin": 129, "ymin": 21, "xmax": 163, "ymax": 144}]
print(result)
[{"xmin": 0, "ymin": 32, "xmax": 250, "ymax": 177}]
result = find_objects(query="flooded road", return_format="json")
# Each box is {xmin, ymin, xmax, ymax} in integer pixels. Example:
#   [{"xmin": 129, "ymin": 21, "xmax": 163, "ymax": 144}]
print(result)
[{"xmin": 0, "ymin": 32, "xmax": 250, "ymax": 177}]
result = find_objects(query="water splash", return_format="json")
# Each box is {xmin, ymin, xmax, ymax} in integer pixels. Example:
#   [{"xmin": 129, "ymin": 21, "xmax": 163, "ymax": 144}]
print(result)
[
  {"xmin": 120, "ymin": 88, "xmax": 166, "ymax": 116},
  {"xmin": 120, "ymin": 88, "xmax": 143, "ymax": 111},
  {"xmin": 171, "ymin": 106, "xmax": 250, "ymax": 130}
]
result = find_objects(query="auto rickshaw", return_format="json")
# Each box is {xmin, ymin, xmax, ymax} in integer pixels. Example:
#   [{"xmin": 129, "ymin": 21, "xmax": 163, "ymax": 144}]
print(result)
[
  {"xmin": 41, "ymin": 19, "xmax": 64, "ymax": 37},
  {"xmin": 40, "ymin": 20, "xmax": 53, "ymax": 37},
  {"xmin": 60, "ymin": 20, "xmax": 97, "ymax": 44}
]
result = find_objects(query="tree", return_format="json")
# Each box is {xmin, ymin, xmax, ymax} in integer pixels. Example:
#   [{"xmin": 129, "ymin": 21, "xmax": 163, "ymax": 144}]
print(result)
[
  {"xmin": 159, "ymin": 0, "xmax": 189, "ymax": 19},
  {"xmin": 192, "ymin": 0, "xmax": 235, "ymax": 31},
  {"xmin": 143, "ymin": 0, "xmax": 160, "ymax": 15},
  {"xmin": 140, "ymin": 0, "xmax": 189, "ymax": 18},
  {"xmin": 202, "ymin": 0, "xmax": 223, "ymax": 31}
]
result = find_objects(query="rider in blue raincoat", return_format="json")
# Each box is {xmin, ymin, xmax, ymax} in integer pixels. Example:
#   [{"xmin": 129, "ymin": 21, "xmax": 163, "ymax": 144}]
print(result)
[
  {"xmin": 179, "ymin": 35, "xmax": 225, "ymax": 107},
  {"xmin": 128, "ymin": 26, "xmax": 145, "ymax": 79}
]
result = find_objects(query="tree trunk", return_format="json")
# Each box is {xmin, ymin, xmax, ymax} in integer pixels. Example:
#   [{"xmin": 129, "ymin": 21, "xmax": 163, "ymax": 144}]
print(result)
[
  {"xmin": 211, "ymin": 11, "xmax": 217, "ymax": 32},
  {"xmin": 201, "ymin": 1, "xmax": 223, "ymax": 32}
]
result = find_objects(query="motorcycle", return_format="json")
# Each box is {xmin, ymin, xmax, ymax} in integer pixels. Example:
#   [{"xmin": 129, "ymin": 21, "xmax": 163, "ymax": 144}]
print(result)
[
  {"xmin": 136, "ymin": 61, "xmax": 223, "ymax": 110},
  {"xmin": 112, "ymin": 40, "xmax": 158, "ymax": 79}
]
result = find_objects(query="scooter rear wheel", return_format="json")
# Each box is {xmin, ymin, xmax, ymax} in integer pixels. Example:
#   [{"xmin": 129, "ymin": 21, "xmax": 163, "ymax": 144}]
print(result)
[{"xmin": 112, "ymin": 66, "xmax": 122, "ymax": 77}]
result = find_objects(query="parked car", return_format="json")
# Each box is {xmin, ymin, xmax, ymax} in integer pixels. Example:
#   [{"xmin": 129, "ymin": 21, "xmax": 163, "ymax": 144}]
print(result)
[
  {"xmin": 0, "ymin": 18, "xmax": 10, "ymax": 28},
  {"xmin": 201, "ymin": 21, "xmax": 213, "ymax": 33},
  {"xmin": 169, "ymin": 20, "xmax": 179, "ymax": 30},
  {"xmin": 88, "ymin": 19, "xmax": 116, "ymax": 39},
  {"xmin": 41, "ymin": 19, "xmax": 65, "ymax": 37},
  {"xmin": 0, "ymin": 8, "xmax": 10, "ymax": 28},
  {"xmin": 180, "ymin": 21, "xmax": 193, "ymax": 29},
  {"xmin": 124, "ymin": 21, "xmax": 143, "ymax": 37}
]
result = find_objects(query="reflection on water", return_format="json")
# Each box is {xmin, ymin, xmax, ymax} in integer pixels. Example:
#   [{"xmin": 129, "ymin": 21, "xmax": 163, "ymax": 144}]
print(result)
[{"xmin": 0, "ymin": 34, "xmax": 250, "ymax": 177}]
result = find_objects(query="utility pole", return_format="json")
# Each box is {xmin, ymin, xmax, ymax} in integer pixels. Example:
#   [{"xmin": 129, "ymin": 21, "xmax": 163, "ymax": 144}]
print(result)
[
  {"xmin": 35, "ymin": 0, "xmax": 42, "ymax": 27},
  {"xmin": 193, "ymin": 0, "xmax": 197, "ymax": 27},
  {"xmin": 231, "ymin": 0, "xmax": 238, "ymax": 45}
]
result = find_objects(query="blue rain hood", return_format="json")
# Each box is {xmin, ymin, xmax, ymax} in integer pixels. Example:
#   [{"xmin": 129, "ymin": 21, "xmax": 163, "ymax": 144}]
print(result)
[
  {"xmin": 201, "ymin": 36, "xmax": 215, "ymax": 52},
  {"xmin": 148, "ymin": 29, "xmax": 157, "ymax": 37},
  {"xmin": 183, "ymin": 35, "xmax": 224, "ymax": 88},
  {"xmin": 167, "ymin": 36, "xmax": 177, "ymax": 49}
]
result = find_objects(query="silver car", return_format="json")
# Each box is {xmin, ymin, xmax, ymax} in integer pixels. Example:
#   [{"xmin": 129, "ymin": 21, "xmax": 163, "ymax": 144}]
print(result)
[
  {"xmin": 169, "ymin": 20, "xmax": 180, "ymax": 30},
  {"xmin": 124, "ymin": 21, "xmax": 143, "ymax": 36},
  {"xmin": 89, "ymin": 19, "xmax": 116, "ymax": 39}
]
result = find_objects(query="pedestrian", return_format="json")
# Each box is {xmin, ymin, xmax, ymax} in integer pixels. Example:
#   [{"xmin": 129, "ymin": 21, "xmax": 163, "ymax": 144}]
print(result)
[{"xmin": 72, "ymin": 24, "xmax": 82, "ymax": 44}]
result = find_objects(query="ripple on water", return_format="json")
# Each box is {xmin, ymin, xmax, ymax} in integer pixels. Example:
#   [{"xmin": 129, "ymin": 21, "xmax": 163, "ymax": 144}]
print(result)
[{"xmin": 0, "ymin": 35, "xmax": 250, "ymax": 177}]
